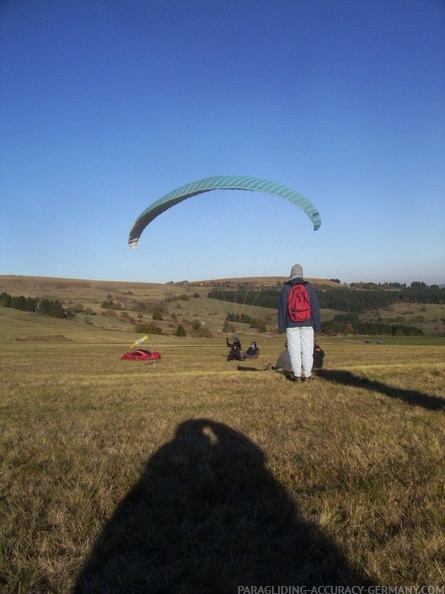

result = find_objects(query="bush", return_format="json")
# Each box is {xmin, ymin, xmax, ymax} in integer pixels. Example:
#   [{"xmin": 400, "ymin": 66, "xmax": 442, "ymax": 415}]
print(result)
[
  {"xmin": 222, "ymin": 319, "xmax": 236, "ymax": 333},
  {"xmin": 250, "ymin": 317, "xmax": 267, "ymax": 332},
  {"xmin": 176, "ymin": 325, "xmax": 187, "ymax": 337},
  {"xmin": 190, "ymin": 320, "xmax": 212, "ymax": 338},
  {"xmin": 101, "ymin": 299, "xmax": 122, "ymax": 310}
]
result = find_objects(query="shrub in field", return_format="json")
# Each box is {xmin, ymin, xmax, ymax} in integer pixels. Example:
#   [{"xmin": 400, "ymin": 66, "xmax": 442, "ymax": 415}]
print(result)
[
  {"xmin": 191, "ymin": 320, "xmax": 212, "ymax": 338},
  {"xmin": 101, "ymin": 299, "xmax": 122, "ymax": 310}
]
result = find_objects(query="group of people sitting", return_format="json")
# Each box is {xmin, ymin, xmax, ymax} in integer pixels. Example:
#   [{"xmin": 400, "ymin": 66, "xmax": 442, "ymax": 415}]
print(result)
[
  {"xmin": 226, "ymin": 337, "xmax": 260, "ymax": 361},
  {"xmin": 225, "ymin": 336, "xmax": 324, "ymax": 371}
]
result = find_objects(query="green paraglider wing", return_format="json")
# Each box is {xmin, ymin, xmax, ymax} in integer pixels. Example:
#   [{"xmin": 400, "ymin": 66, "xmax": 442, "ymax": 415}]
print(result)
[{"xmin": 128, "ymin": 175, "xmax": 321, "ymax": 248}]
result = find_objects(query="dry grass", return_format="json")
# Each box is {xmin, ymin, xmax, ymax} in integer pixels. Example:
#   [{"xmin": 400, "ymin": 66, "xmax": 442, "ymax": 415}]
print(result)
[{"xmin": 1, "ymin": 292, "xmax": 445, "ymax": 592}]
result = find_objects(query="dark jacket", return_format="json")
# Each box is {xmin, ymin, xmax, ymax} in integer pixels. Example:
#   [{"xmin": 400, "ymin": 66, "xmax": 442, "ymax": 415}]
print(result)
[
  {"xmin": 278, "ymin": 278, "xmax": 321, "ymax": 334},
  {"xmin": 226, "ymin": 337, "xmax": 243, "ymax": 361},
  {"xmin": 245, "ymin": 342, "xmax": 260, "ymax": 358}
]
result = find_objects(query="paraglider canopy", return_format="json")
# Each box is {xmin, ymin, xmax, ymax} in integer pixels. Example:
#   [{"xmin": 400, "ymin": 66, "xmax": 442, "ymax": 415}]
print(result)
[{"xmin": 128, "ymin": 175, "xmax": 321, "ymax": 249}]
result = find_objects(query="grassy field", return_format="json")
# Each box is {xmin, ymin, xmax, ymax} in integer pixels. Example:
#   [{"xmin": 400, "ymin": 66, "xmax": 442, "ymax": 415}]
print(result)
[{"xmin": 1, "ymin": 281, "xmax": 445, "ymax": 592}]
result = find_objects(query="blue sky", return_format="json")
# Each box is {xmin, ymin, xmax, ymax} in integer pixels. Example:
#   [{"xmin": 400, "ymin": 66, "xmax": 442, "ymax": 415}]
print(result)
[{"xmin": 1, "ymin": 0, "xmax": 444, "ymax": 285}]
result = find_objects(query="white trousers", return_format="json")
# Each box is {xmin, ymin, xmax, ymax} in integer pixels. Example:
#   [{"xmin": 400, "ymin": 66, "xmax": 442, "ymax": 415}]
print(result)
[{"xmin": 286, "ymin": 326, "xmax": 314, "ymax": 378}]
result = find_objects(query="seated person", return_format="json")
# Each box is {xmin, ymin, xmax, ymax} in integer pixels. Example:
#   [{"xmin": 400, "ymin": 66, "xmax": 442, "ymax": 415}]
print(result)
[
  {"xmin": 272, "ymin": 343, "xmax": 292, "ymax": 372},
  {"xmin": 272, "ymin": 343, "xmax": 324, "ymax": 372},
  {"xmin": 313, "ymin": 343, "xmax": 325, "ymax": 369},
  {"xmin": 244, "ymin": 341, "xmax": 260, "ymax": 358}
]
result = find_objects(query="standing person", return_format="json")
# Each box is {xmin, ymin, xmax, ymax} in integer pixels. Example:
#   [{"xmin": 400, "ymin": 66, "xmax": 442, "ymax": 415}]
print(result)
[{"xmin": 278, "ymin": 264, "xmax": 321, "ymax": 382}]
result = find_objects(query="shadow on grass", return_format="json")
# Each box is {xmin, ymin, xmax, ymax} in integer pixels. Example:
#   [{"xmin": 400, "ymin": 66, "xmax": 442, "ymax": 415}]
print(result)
[
  {"xmin": 236, "ymin": 364, "xmax": 267, "ymax": 372},
  {"xmin": 318, "ymin": 369, "xmax": 445, "ymax": 411},
  {"xmin": 73, "ymin": 419, "xmax": 373, "ymax": 593}
]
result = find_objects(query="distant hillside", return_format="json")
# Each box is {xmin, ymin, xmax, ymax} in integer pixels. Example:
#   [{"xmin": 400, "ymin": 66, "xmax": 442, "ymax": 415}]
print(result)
[
  {"xmin": 0, "ymin": 274, "xmax": 342, "ymax": 298},
  {"xmin": 1, "ymin": 275, "xmax": 444, "ymax": 336}
]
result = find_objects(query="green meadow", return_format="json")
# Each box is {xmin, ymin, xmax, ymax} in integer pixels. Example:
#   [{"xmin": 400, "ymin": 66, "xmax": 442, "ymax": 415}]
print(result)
[{"xmin": 1, "ymin": 278, "xmax": 445, "ymax": 592}]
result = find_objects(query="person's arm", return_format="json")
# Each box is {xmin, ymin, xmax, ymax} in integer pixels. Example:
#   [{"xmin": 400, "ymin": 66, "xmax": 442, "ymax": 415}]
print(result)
[
  {"xmin": 277, "ymin": 286, "xmax": 288, "ymax": 333},
  {"xmin": 307, "ymin": 285, "xmax": 321, "ymax": 332}
]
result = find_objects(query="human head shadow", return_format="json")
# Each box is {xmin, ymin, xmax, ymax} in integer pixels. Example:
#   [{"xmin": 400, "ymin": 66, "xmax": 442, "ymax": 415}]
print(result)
[
  {"xmin": 72, "ymin": 418, "xmax": 373, "ymax": 593},
  {"xmin": 318, "ymin": 369, "xmax": 445, "ymax": 411}
]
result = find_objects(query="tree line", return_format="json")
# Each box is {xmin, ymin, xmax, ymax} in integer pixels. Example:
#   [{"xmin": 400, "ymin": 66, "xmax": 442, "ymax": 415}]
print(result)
[
  {"xmin": 208, "ymin": 284, "xmax": 444, "ymax": 314},
  {"xmin": 321, "ymin": 314, "xmax": 423, "ymax": 336},
  {"xmin": 0, "ymin": 292, "xmax": 66, "ymax": 318}
]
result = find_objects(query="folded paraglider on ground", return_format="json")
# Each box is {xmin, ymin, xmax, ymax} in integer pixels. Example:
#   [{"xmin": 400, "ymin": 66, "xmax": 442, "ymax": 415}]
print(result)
[{"xmin": 121, "ymin": 349, "xmax": 161, "ymax": 361}]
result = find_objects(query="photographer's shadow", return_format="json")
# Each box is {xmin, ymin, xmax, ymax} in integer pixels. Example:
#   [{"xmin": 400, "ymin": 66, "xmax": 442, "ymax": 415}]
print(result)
[{"xmin": 73, "ymin": 418, "xmax": 372, "ymax": 593}]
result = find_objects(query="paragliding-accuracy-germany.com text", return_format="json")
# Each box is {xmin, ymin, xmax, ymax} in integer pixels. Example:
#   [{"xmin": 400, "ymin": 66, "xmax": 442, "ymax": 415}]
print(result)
[{"xmin": 237, "ymin": 587, "xmax": 445, "ymax": 594}]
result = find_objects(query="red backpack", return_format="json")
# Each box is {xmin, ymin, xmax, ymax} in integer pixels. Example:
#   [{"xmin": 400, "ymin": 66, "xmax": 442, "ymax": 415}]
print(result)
[{"xmin": 287, "ymin": 282, "xmax": 311, "ymax": 323}]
